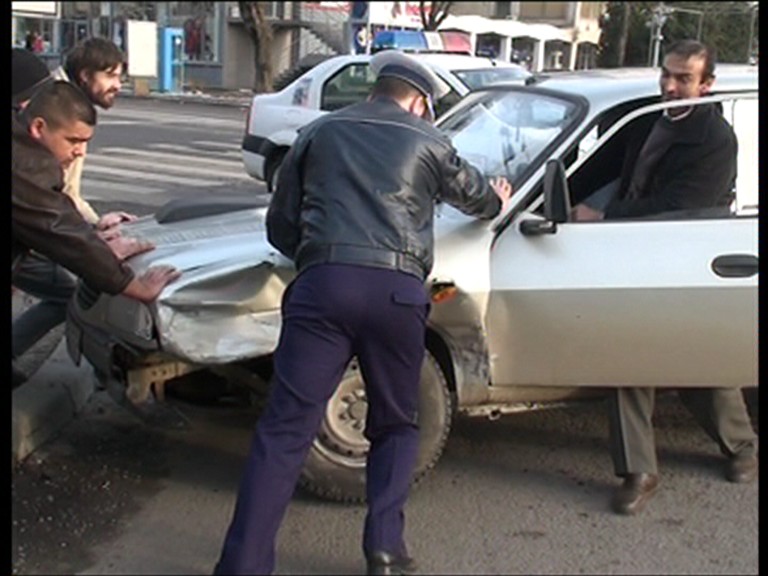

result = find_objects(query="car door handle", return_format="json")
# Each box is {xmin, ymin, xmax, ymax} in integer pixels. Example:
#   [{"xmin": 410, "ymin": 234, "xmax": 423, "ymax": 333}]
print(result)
[
  {"xmin": 520, "ymin": 219, "xmax": 557, "ymax": 236},
  {"xmin": 711, "ymin": 254, "xmax": 758, "ymax": 278}
]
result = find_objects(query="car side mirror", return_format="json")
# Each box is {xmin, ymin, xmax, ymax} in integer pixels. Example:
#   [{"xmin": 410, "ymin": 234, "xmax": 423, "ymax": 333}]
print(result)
[
  {"xmin": 543, "ymin": 158, "xmax": 571, "ymax": 223},
  {"xmin": 520, "ymin": 159, "xmax": 571, "ymax": 237}
]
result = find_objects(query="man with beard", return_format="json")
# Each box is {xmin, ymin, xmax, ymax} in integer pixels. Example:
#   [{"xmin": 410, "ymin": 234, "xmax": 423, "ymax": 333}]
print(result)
[
  {"xmin": 571, "ymin": 40, "xmax": 758, "ymax": 515},
  {"xmin": 54, "ymin": 37, "xmax": 134, "ymax": 228}
]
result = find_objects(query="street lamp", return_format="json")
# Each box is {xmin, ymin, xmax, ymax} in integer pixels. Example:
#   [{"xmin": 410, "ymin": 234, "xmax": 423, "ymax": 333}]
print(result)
[
  {"xmin": 647, "ymin": 2, "xmax": 705, "ymax": 68},
  {"xmin": 648, "ymin": 3, "xmax": 672, "ymax": 67}
]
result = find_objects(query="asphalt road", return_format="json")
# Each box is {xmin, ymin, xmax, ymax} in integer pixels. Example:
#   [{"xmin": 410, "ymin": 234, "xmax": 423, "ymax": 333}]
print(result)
[{"xmin": 11, "ymin": 98, "xmax": 759, "ymax": 576}]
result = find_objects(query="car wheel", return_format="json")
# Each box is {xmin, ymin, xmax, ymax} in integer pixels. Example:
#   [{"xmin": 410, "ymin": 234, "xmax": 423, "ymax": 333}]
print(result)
[
  {"xmin": 299, "ymin": 349, "xmax": 453, "ymax": 503},
  {"xmin": 266, "ymin": 150, "xmax": 286, "ymax": 194}
]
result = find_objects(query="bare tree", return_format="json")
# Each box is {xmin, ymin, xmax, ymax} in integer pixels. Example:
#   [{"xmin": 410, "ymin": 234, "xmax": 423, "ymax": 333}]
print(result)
[
  {"xmin": 239, "ymin": 1, "xmax": 274, "ymax": 93},
  {"xmin": 419, "ymin": 1, "xmax": 454, "ymax": 31}
]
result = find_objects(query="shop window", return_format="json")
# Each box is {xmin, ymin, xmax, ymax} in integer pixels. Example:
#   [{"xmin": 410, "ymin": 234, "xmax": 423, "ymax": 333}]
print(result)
[
  {"xmin": 164, "ymin": 2, "xmax": 221, "ymax": 63},
  {"xmin": 16, "ymin": 18, "xmax": 56, "ymax": 54}
]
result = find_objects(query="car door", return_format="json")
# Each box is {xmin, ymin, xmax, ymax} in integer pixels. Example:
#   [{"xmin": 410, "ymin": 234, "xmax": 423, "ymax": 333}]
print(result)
[{"xmin": 485, "ymin": 94, "xmax": 758, "ymax": 389}]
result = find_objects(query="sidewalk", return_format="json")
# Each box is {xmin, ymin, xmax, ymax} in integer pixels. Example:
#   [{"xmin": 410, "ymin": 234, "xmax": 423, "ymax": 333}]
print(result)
[{"xmin": 12, "ymin": 341, "xmax": 96, "ymax": 465}]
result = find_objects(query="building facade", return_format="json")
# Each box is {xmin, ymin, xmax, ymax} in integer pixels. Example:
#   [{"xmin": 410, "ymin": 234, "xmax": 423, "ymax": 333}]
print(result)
[{"xmin": 11, "ymin": 1, "xmax": 605, "ymax": 92}]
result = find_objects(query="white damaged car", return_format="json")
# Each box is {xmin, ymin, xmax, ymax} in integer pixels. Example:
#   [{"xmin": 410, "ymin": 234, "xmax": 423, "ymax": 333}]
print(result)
[{"xmin": 67, "ymin": 65, "xmax": 758, "ymax": 503}]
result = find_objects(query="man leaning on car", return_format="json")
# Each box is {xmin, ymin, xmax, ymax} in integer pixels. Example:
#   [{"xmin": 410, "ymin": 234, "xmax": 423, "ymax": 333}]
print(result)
[
  {"xmin": 572, "ymin": 39, "xmax": 758, "ymax": 515},
  {"xmin": 12, "ymin": 80, "xmax": 182, "ymax": 377}
]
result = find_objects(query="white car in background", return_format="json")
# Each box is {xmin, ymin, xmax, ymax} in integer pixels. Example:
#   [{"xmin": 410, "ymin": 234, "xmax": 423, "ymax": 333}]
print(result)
[{"xmin": 242, "ymin": 52, "xmax": 531, "ymax": 191}]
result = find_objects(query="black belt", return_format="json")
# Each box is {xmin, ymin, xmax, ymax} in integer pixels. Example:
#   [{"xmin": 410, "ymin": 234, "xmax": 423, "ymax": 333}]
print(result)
[{"xmin": 297, "ymin": 244, "xmax": 426, "ymax": 280}]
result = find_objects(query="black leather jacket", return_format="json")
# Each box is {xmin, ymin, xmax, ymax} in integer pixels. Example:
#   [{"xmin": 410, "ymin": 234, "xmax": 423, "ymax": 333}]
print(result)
[{"xmin": 267, "ymin": 97, "xmax": 502, "ymax": 281}]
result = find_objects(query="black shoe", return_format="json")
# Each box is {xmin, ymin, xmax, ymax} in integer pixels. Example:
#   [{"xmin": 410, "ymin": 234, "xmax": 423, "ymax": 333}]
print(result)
[
  {"xmin": 611, "ymin": 473, "xmax": 659, "ymax": 516},
  {"xmin": 725, "ymin": 453, "xmax": 758, "ymax": 483},
  {"xmin": 366, "ymin": 551, "xmax": 417, "ymax": 575}
]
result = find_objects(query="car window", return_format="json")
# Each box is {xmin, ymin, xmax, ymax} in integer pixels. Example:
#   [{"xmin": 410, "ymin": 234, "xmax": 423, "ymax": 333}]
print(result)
[
  {"xmin": 451, "ymin": 67, "xmax": 530, "ymax": 90},
  {"xmin": 440, "ymin": 90, "xmax": 580, "ymax": 185},
  {"xmin": 320, "ymin": 63, "xmax": 376, "ymax": 112}
]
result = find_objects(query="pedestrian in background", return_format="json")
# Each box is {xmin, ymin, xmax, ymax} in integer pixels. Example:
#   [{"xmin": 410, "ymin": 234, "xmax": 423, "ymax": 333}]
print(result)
[
  {"xmin": 55, "ymin": 37, "xmax": 133, "ymax": 228},
  {"xmin": 214, "ymin": 50, "xmax": 511, "ymax": 575}
]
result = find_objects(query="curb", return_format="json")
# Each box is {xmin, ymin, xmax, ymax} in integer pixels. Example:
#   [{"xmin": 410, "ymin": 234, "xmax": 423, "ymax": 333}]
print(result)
[{"xmin": 12, "ymin": 341, "xmax": 97, "ymax": 465}]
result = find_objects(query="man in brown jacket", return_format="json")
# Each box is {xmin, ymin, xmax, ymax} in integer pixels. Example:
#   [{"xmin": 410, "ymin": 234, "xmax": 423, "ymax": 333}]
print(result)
[{"xmin": 12, "ymin": 81, "xmax": 180, "ymax": 386}]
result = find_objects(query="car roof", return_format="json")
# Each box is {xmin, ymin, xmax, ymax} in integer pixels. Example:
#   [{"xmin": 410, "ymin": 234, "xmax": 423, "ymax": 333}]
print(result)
[
  {"xmin": 409, "ymin": 52, "xmax": 527, "ymax": 71},
  {"xmin": 494, "ymin": 64, "xmax": 758, "ymax": 112},
  {"xmin": 300, "ymin": 52, "xmax": 526, "ymax": 75},
  {"xmin": 528, "ymin": 64, "xmax": 757, "ymax": 97}
]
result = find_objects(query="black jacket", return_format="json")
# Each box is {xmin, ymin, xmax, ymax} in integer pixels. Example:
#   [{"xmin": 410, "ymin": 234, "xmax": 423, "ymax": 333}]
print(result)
[
  {"xmin": 604, "ymin": 103, "xmax": 737, "ymax": 219},
  {"xmin": 12, "ymin": 113, "xmax": 134, "ymax": 294},
  {"xmin": 267, "ymin": 97, "xmax": 502, "ymax": 281}
]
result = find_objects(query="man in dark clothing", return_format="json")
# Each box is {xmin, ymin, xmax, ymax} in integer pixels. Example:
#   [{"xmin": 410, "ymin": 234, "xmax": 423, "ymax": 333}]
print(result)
[
  {"xmin": 214, "ymin": 50, "xmax": 511, "ymax": 575},
  {"xmin": 12, "ymin": 82, "xmax": 180, "ymax": 320},
  {"xmin": 573, "ymin": 40, "xmax": 757, "ymax": 516}
]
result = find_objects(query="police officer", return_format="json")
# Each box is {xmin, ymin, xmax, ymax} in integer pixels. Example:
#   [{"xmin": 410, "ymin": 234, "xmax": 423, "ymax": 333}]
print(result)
[{"xmin": 214, "ymin": 50, "xmax": 511, "ymax": 575}]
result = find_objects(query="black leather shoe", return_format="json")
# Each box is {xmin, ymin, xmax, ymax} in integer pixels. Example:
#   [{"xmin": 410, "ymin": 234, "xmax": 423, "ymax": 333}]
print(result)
[
  {"xmin": 611, "ymin": 473, "xmax": 659, "ymax": 515},
  {"xmin": 366, "ymin": 551, "xmax": 417, "ymax": 575},
  {"xmin": 725, "ymin": 453, "xmax": 758, "ymax": 483}
]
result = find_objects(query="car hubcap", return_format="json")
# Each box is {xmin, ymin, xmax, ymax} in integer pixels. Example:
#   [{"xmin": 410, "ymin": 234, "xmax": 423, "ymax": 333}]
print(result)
[{"xmin": 316, "ymin": 366, "xmax": 369, "ymax": 460}]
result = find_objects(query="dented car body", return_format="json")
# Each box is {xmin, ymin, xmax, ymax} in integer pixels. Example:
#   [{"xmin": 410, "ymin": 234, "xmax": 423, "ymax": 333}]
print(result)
[{"xmin": 67, "ymin": 65, "xmax": 758, "ymax": 503}]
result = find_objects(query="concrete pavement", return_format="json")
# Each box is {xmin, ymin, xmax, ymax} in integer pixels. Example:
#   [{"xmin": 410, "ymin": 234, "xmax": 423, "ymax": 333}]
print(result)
[
  {"xmin": 12, "ymin": 88, "xmax": 249, "ymax": 466},
  {"xmin": 12, "ymin": 340, "xmax": 97, "ymax": 465}
]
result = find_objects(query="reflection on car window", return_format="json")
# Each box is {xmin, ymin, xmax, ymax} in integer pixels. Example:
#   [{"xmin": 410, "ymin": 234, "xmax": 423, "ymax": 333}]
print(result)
[
  {"xmin": 440, "ymin": 90, "xmax": 578, "ymax": 185},
  {"xmin": 321, "ymin": 64, "xmax": 377, "ymax": 111}
]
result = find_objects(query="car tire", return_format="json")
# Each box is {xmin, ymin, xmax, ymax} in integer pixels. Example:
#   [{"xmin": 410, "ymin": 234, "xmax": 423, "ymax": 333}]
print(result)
[
  {"xmin": 266, "ymin": 150, "xmax": 286, "ymax": 194},
  {"xmin": 299, "ymin": 349, "xmax": 453, "ymax": 504}
]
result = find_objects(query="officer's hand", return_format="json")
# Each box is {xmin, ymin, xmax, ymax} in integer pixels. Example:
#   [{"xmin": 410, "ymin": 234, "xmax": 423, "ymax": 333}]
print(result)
[
  {"xmin": 490, "ymin": 176, "xmax": 514, "ymax": 210},
  {"xmin": 106, "ymin": 235, "xmax": 156, "ymax": 261}
]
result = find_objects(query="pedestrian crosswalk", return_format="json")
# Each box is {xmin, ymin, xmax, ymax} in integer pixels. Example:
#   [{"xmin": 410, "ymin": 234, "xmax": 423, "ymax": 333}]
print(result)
[{"xmin": 82, "ymin": 139, "xmax": 257, "ymax": 206}]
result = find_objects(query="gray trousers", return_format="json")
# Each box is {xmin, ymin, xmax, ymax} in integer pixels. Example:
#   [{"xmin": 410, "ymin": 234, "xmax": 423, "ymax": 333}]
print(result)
[
  {"xmin": 608, "ymin": 387, "xmax": 758, "ymax": 476},
  {"xmin": 12, "ymin": 253, "xmax": 77, "ymax": 359}
]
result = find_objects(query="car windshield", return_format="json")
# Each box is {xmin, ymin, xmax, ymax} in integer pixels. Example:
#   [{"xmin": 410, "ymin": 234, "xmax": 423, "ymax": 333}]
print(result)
[
  {"xmin": 439, "ymin": 89, "xmax": 579, "ymax": 185},
  {"xmin": 451, "ymin": 67, "xmax": 531, "ymax": 90}
]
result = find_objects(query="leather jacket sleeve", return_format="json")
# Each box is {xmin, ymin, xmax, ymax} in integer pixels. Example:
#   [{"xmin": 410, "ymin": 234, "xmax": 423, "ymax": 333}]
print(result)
[
  {"xmin": 12, "ymin": 155, "xmax": 135, "ymax": 295},
  {"xmin": 266, "ymin": 132, "xmax": 306, "ymax": 260},
  {"xmin": 435, "ymin": 145, "xmax": 502, "ymax": 219}
]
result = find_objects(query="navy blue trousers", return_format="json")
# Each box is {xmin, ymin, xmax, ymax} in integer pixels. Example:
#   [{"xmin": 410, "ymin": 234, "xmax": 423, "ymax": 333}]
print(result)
[{"xmin": 215, "ymin": 263, "xmax": 429, "ymax": 574}]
